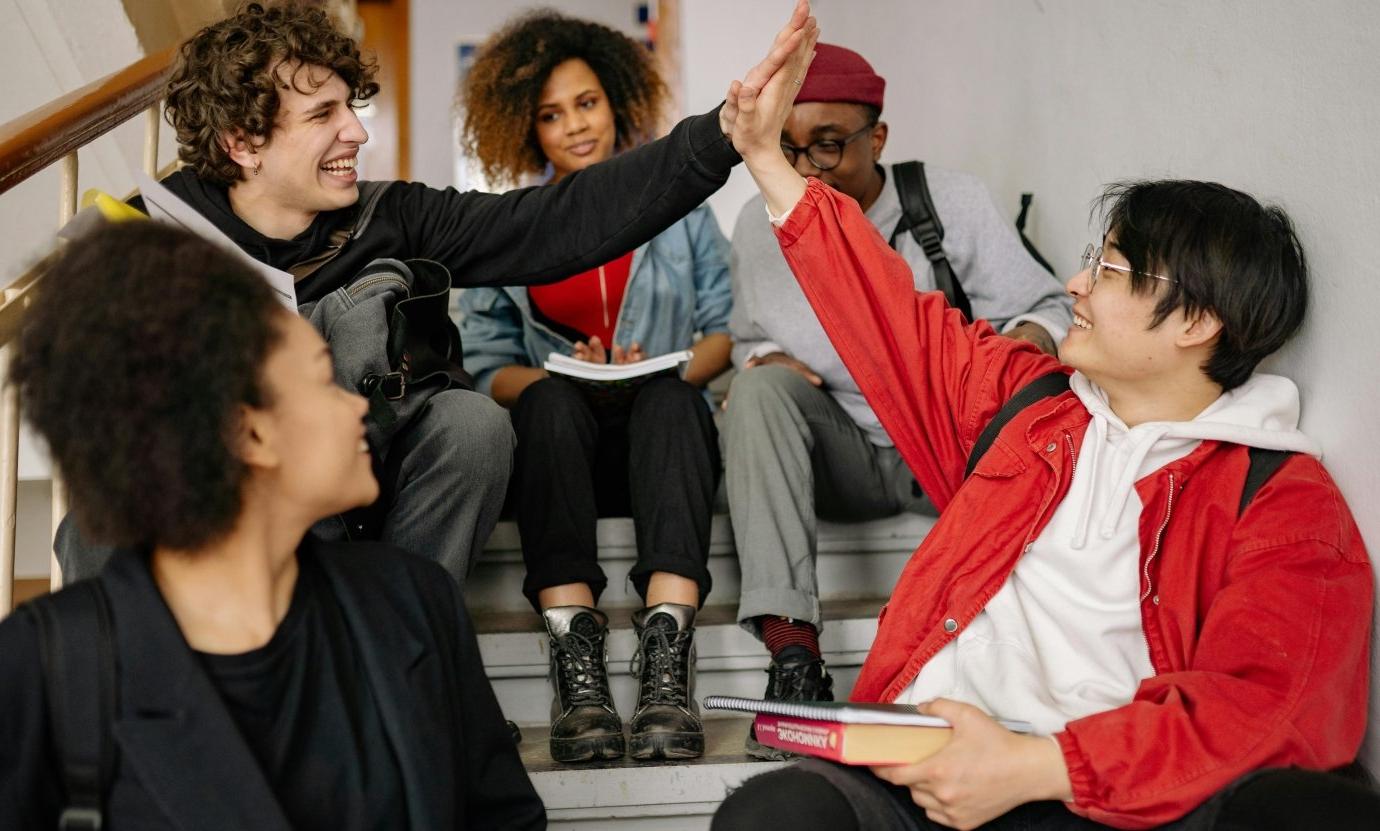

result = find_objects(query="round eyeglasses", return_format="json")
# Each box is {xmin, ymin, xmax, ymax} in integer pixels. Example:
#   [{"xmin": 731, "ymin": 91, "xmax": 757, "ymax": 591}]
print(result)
[
  {"xmin": 1080, "ymin": 244, "xmax": 1174, "ymax": 292},
  {"xmin": 780, "ymin": 122, "xmax": 876, "ymax": 171}
]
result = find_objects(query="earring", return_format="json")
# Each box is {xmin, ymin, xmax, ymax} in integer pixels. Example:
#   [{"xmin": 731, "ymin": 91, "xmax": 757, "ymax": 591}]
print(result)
[{"xmin": 253, "ymin": 160, "xmax": 262, "ymax": 177}]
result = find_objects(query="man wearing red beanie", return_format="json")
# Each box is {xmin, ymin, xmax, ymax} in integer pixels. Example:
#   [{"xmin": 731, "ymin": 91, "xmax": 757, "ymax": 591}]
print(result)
[{"xmin": 722, "ymin": 43, "xmax": 1072, "ymax": 757}]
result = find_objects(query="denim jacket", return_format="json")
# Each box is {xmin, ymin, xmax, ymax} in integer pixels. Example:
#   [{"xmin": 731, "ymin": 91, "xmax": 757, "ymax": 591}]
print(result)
[{"xmin": 458, "ymin": 204, "xmax": 731, "ymax": 398}]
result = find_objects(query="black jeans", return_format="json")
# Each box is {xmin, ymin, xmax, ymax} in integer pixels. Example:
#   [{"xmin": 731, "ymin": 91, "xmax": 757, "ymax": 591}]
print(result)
[
  {"xmin": 711, "ymin": 759, "xmax": 1380, "ymax": 831},
  {"xmin": 511, "ymin": 375, "xmax": 719, "ymax": 611}
]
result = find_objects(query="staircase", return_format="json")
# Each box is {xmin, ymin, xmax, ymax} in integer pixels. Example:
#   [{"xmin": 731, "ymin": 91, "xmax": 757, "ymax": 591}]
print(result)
[{"xmin": 463, "ymin": 512, "xmax": 935, "ymax": 830}]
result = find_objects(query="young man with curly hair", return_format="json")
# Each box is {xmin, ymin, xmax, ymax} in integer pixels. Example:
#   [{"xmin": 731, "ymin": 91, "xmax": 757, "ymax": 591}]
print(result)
[
  {"xmin": 54, "ymin": 1, "xmax": 818, "ymax": 587},
  {"xmin": 708, "ymin": 66, "xmax": 1377, "ymax": 831}
]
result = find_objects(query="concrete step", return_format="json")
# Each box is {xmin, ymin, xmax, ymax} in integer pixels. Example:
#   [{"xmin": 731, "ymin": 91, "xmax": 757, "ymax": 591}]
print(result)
[
  {"xmin": 463, "ymin": 512, "xmax": 935, "ymax": 613},
  {"xmin": 521, "ymin": 717, "xmax": 780, "ymax": 830},
  {"xmin": 479, "ymin": 598, "xmax": 881, "ymax": 725}
]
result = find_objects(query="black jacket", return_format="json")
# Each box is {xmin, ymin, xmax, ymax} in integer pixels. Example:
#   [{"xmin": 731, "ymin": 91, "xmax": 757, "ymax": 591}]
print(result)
[
  {"xmin": 0, "ymin": 541, "xmax": 544, "ymax": 830},
  {"xmin": 159, "ymin": 108, "xmax": 740, "ymax": 303}
]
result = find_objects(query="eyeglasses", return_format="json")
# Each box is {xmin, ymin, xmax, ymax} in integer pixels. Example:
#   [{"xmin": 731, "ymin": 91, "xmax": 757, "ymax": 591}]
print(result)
[
  {"xmin": 1080, "ymin": 244, "xmax": 1174, "ymax": 292},
  {"xmin": 780, "ymin": 122, "xmax": 876, "ymax": 171}
]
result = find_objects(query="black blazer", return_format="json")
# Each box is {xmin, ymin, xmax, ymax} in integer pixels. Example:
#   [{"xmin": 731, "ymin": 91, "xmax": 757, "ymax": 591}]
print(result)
[{"xmin": 0, "ymin": 540, "xmax": 545, "ymax": 830}]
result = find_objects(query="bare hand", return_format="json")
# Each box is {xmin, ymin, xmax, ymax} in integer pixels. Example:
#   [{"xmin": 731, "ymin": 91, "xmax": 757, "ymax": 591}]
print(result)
[
  {"xmin": 572, "ymin": 337, "xmax": 608, "ymax": 364},
  {"xmin": 1005, "ymin": 322, "xmax": 1058, "ymax": 357},
  {"xmin": 719, "ymin": 0, "xmax": 818, "ymax": 143},
  {"xmin": 869, "ymin": 699, "xmax": 1072, "ymax": 830},
  {"xmin": 611, "ymin": 342, "xmax": 645, "ymax": 365},
  {"xmin": 746, "ymin": 351, "xmax": 822, "ymax": 386}
]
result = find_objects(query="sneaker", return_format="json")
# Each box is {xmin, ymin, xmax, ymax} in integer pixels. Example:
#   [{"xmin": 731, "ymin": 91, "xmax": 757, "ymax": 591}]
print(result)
[
  {"xmin": 542, "ymin": 606, "xmax": 625, "ymax": 763},
  {"xmin": 745, "ymin": 644, "xmax": 834, "ymax": 760},
  {"xmin": 628, "ymin": 603, "xmax": 704, "ymax": 761}
]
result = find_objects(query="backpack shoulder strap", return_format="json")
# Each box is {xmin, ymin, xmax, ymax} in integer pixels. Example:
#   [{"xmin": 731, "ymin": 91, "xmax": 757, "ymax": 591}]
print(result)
[
  {"xmin": 1015, "ymin": 193, "xmax": 1057, "ymax": 275},
  {"xmin": 28, "ymin": 580, "xmax": 116, "ymax": 831},
  {"xmin": 889, "ymin": 162, "xmax": 974, "ymax": 321},
  {"xmin": 964, "ymin": 371, "xmax": 1071, "ymax": 479},
  {"xmin": 1240, "ymin": 447, "xmax": 1294, "ymax": 517}
]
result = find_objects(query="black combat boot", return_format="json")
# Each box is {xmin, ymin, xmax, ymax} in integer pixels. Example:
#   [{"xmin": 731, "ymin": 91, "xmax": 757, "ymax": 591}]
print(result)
[
  {"xmin": 542, "ymin": 606, "xmax": 625, "ymax": 762},
  {"xmin": 745, "ymin": 644, "xmax": 834, "ymax": 760},
  {"xmin": 628, "ymin": 603, "xmax": 704, "ymax": 761}
]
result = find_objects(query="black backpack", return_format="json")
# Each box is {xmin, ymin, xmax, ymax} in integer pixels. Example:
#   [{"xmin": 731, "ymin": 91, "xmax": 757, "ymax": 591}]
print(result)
[
  {"xmin": 963, "ymin": 372, "xmax": 1293, "ymax": 514},
  {"xmin": 887, "ymin": 161, "xmax": 1057, "ymax": 323}
]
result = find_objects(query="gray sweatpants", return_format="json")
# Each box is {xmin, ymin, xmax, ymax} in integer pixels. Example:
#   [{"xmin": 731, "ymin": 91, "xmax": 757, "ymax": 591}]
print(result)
[
  {"xmin": 54, "ymin": 387, "xmax": 513, "ymax": 586},
  {"xmin": 721, "ymin": 365, "xmax": 931, "ymax": 633}
]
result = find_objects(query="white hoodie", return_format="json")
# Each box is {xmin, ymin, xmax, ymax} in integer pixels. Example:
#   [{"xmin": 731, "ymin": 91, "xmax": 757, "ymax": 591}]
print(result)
[{"xmin": 895, "ymin": 372, "xmax": 1321, "ymax": 734}]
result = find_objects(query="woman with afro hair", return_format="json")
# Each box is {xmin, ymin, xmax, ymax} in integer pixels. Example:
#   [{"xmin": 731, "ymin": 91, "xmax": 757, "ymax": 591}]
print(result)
[
  {"xmin": 458, "ymin": 10, "xmax": 734, "ymax": 764},
  {"xmin": 0, "ymin": 223, "xmax": 543, "ymax": 828}
]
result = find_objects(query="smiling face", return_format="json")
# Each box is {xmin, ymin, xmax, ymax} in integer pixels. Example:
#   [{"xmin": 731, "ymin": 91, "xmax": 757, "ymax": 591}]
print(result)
[
  {"xmin": 781, "ymin": 101, "xmax": 887, "ymax": 211},
  {"xmin": 1060, "ymin": 237, "xmax": 1197, "ymax": 389},
  {"xmin": 247, "ymin": 314, "xmax": 377, "ymax": 523},
  {"xmin": 533, "ymin": 58, "xmax": 617, "ymax": 181},
  {"xmin": 227, "ymin": 62, "xmax": 369, "ymax": 235}
]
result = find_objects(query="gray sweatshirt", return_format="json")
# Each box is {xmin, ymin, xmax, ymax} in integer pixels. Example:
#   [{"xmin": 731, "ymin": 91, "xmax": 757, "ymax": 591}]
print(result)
[{"xmin": 729, "ymin": 164, "xmax": 1073, "ymax": 446}]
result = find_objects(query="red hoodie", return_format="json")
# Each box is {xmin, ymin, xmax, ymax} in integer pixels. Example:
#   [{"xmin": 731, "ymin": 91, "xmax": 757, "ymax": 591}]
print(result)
[{"xmin": 773, "ymin": 178, "xmax": 1372, "ymax": 828}]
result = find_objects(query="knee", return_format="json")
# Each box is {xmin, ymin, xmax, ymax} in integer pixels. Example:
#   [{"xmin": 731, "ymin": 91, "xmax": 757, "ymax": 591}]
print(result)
[
  {"xmin": 513, "ymin": 375, "xmax": 586, "ymax": 429},
  {"xmin": 426, "ymin": 389, "xmax": 515, "ymax": 457},
  {"xmin": 712, "ymin": 769, "xmax": 855, "ymax": 831},
  {"xmin": 724, "ymin": 364, "xmax": 807, "ymax": 424},
  {"xmin": 632, "ymin": 376, "xmax": 705, "ymax": 420}
]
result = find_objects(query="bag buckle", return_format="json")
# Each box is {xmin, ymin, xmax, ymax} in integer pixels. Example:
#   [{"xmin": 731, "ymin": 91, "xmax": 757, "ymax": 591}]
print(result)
[
  {"xmin": 379, "ymin": 371, "xmax": 406, "ymax": 401},
  {"xmin": 59, "ymin": 808, "xmax": 102, "ymax": 831}
]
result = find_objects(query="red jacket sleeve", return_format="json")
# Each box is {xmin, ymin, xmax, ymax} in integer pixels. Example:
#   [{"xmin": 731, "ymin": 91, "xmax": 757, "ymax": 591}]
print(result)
[
  {"xmin": 773, "ymin": 178, "xmax": 1063, "ymax": 509},
  {"xmin": 1058, "ymin": 457, "xmax": 1372, "ymax": 828}
]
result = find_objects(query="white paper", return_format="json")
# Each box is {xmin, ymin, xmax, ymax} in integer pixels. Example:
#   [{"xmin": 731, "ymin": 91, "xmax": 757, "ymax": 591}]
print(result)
[{"xmin": 135, "ymin": 173, "xmax": 298, "ymax": 311}]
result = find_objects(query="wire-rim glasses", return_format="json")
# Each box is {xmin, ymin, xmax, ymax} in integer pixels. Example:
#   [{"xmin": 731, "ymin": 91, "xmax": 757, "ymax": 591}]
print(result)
[{"xmin": 1080, "ymin": 244, "xmax": 1174, "ymax": 292}]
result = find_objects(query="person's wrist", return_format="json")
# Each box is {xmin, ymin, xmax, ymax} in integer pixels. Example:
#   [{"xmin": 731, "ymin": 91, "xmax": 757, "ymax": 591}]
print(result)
[{"xmin": 1021, "ymin": 734, "xmax": 1073, "ymax": 802}]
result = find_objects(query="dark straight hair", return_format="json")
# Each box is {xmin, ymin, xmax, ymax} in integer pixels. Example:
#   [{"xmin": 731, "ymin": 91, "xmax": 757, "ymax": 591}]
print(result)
[{"xmin": 1095, "ymin": 180, "xmax": 1309, "ymax": 391}]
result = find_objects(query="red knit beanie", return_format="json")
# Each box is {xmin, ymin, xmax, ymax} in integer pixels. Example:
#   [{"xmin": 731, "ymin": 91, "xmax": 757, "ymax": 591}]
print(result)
[{"xmin": 796, "ymin": 43, "xmax": 885, "ymax": 112}]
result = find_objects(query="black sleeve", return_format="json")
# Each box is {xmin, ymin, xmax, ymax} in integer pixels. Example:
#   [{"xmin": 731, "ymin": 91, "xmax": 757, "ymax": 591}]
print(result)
[
  {"xmin": 0, "ymin": 608, "xmax": 63, "ymax": 827},
  {"xmin": 396, "ymin": 107, "xmax": 738, "ymax": 288},
  {"xmin": 442, "ymin": 582, "xmax": 546, "ymax": 829}
]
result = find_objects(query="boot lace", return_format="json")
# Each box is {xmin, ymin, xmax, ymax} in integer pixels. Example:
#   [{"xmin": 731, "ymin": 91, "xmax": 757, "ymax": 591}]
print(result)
[
  {"xmin": 764, "ymin": 658, "xmax": 827, "ymax": 701},
  {"xmin": 630, "ymin": 626, "xmax": 692, "ymax": 707},
  {"xmin": 552, "ymin": 631, "xmax": 612, "ymax": 708}
]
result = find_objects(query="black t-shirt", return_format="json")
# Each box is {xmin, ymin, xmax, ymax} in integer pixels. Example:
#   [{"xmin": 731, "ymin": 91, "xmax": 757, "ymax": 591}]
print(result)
[{"xmin": 197, "ymin": 556, "xmax": 408, "ymax": 830}]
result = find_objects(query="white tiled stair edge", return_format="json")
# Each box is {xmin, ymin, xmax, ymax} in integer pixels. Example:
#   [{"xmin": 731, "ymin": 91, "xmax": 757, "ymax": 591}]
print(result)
[
  {"xmin": 464, "ymin": 512, "xmax": 936, "ymax": 613},
  {"xmin": 523, "ymin": 719, "xmax": 783, "ymax": 831}
]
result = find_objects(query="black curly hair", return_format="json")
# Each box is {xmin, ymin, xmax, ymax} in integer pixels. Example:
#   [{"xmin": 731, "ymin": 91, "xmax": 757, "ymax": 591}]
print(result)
[
  {"xmin": 460, "ymin": 9, "xmax": 667, "ymax": 186},
  {"xmin": 11, "ymin": 222, "xmax": 286, "ymax": 549},
  {"xmin": 165, "ymin": 1, "xmax": 379, "ymax": 186}
]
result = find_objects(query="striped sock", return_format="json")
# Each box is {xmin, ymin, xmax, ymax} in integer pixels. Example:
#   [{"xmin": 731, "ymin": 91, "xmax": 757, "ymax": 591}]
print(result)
[{"xmin": 759, "ymin": 615, "xmax": 821, "ymax": 659}]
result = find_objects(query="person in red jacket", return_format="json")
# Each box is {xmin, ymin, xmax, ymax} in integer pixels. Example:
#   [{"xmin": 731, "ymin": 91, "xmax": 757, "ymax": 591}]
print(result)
[{"xmin": 709, "ymin": 59, "xmax": 1377, "ymax": 831}]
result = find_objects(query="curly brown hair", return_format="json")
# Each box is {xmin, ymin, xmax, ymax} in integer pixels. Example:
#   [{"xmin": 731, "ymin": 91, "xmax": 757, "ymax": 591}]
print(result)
[
  {"xmin": 460, "ymin": 10, "xmax": 667, "ymax": 187},
  {"xmin": 11, "ymin": 223, "xmax": 285, "ymax": 550},
  {"xmin": 165, "ymin": 2, "xmax": 379, "ymax": 186}
]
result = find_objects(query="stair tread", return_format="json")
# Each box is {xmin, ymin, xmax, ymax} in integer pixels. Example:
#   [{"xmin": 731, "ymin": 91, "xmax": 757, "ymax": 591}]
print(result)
[
  {"xmin": 473, "ymin": 597, "xmax": 885, "ymax": 635},
  {"xmin": 519, "ymin": 717, "xmax": 775, "ymax": 776}
]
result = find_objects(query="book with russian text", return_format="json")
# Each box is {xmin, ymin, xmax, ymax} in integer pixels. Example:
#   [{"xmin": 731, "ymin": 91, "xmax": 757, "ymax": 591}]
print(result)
[{"xmin": 703, "ymin": 695, "xmax": 1033, "ymax": 765}]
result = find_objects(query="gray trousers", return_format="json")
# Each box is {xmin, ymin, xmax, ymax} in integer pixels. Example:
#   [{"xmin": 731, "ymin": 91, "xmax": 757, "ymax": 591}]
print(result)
[
  {"xmin": 54, "ymin": 387, "xmax": 513, "ymax": 586},
  {"xmin": 721, "ymin": 365, "xmax": 930, "ymax": 631}
]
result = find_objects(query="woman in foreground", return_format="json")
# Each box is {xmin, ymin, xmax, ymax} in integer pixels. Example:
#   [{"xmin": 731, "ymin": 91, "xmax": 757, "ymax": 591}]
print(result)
[{"xmin": 0, "ymin": 223, "xmax": 544, "ymax": 830}]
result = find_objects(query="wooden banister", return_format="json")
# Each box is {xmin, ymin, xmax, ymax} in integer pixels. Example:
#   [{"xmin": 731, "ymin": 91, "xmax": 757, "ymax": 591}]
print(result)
[{"xmin": 0, "ymin": 45, "xmax": 177, "ymax": 198}]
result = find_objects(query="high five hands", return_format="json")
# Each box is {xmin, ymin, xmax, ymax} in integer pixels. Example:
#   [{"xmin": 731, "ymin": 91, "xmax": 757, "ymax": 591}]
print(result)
[
  {"xmin": 720, "ymin": 0, "xmax": 819, "ymax": 217},
  {"xmin": 719, "ymin": 0, "xmax": 819, "ymax": 159}
]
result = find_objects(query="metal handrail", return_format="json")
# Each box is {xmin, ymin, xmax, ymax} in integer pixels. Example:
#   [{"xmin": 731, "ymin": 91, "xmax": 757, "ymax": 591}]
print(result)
[{"xmin": 0, "ymin": 46, "xmax": 176, "ymax": 612}]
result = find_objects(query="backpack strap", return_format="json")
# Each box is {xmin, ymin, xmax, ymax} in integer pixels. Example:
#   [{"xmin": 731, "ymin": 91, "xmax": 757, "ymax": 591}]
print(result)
[
  {"xmin": 964, "ymin": 371, "xmax": 1071, "ymax": 479},
  {"xmin": 1014, "ymin": 193, "xmax": 1057, "ymax": 275},
  {"xmin": 288, "ymin": 180, "xmax": 396, "ymax": 282},
  {"xmin": 889, "ymin": 162, "xmax": 974, "ymax": 321},
  {"xmin": 28, "ymin": 580, "xmax": 117, "ymax": 831},
  {"xmin": 1240, "ymin": 447, "xmax": 1293, "ymax": 517}
]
